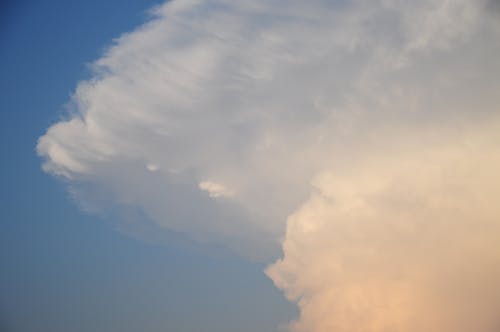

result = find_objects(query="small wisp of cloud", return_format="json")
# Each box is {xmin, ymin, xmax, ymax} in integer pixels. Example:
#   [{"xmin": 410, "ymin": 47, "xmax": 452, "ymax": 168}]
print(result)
[{"xmin": 199, "ymin": 181, "xmax": 234, "ymax": 198}]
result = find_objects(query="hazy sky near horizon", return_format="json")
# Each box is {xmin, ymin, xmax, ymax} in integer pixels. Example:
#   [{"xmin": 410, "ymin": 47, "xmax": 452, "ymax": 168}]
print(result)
[{"xmin": 3, "ymin": 0, "xmax": 500, "ymax": 331}]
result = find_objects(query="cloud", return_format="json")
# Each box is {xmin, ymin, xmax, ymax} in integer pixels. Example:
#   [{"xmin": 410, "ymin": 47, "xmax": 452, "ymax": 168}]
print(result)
[
  {"xmin": 37, "ymin": 0, "xmax": 500, "ymax": 330},
  {"xmin": 199, "ymin": 181, "xmax": 234, "ymax": 198},
  {"xmin": 267, "ymin": 121, "xmax": 500, "ymax": 331}
]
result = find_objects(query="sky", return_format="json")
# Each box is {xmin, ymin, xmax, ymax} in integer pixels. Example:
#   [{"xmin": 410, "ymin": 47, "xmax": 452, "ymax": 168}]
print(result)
[{"xmin": 2, "ymin": 0, "xmax": 500, "ymax": 332}]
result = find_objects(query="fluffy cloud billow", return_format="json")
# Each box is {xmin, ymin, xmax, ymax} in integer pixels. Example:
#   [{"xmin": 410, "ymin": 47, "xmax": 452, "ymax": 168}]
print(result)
[
  {"xmin": 38, "ymin": 0, "xmax": 500, "ymax": 330},
  {"xmin": 267, "ymin": 123, "xmax": 500, "ymax": 331}
]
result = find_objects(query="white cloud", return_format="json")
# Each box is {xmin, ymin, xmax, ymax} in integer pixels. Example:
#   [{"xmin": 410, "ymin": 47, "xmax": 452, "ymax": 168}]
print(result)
[
  {"xmin": 38, "ymin": 0, "xmax": 500, "ymax": 330},
  {"xmin": 146, "ymin": 163, "xmax": 160, "ymax": 172},
  {"xmin": 199, "ymin": 181, "xmax": 234, "ymax": 198}
]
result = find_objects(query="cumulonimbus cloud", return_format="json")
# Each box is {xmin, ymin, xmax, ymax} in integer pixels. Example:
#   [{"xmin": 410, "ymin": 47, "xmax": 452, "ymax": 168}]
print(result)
[
  {"xmin": 38, "ymin": 0, "xmax": 500, "ymax": 330},
  {"xmin": 267, "ymin": 122, "xmax": 500, "ymax": 331}
]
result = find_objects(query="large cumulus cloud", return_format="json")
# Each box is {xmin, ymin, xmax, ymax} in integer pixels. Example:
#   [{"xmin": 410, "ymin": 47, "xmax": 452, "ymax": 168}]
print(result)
[
  {"xmin": 38, "ymin": 0, "xmax": 500, "ymax": 330},
  {"xmin": 267, "ymin": 122, "xmax": 500, "ymax": 331}
]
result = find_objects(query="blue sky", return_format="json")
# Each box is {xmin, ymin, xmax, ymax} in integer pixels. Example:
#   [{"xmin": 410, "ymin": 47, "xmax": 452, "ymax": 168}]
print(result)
[{"xmin": 0, "ymin": 1, "xmax": 294, "ymax": 331}]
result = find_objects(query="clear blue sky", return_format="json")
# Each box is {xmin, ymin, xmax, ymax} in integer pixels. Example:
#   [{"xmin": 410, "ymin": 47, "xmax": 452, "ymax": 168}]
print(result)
[{"xmin": 0, "ymin": 1, "xmax": 295, "ymax": 331}]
